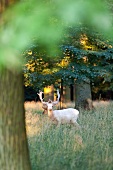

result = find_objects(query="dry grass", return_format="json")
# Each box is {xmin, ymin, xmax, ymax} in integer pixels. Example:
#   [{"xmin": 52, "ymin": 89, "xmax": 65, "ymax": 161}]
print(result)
[
  {"xmin": 24, "ymin": 101, "xmax": 43, "ymax": 111},
  {"xmin": 25, "ymin": 101, "xmax": 76, "ymax": 137},
  {"xmin": 25, "ymin": 100, "xmax": 112, "ymax": 137},
  {"xmin": 25, "ymin": 102, "xmax": 42, "ymax": 136},
  {"xmin": 25, "ymin": 100, "xmax": 113, "ymax": 170},
  {"xmin": 93, "ymin": 100, "xmax": 112, "ymax": 108}
]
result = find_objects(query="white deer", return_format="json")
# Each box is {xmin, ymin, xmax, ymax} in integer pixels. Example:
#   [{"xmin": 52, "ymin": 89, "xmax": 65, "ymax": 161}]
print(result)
[{"xmin": 37, "ymin": 89, "xmax": 79, "ymax": 126}]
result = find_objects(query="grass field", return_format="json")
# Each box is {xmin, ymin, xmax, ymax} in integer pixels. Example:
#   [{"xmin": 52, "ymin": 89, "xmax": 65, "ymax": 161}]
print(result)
[{"xmin": 25, "ymin": 101, "xmax": 113, "ymax": 170}]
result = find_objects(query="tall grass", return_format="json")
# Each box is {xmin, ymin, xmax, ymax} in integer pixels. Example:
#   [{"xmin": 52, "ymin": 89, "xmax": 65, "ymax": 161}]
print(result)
[{"xmin": 25, "ymin": 101, "xmax": 113, "ymax": 170}]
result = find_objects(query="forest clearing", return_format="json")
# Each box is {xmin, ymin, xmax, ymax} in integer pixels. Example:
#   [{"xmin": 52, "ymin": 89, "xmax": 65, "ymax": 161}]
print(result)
[
  {"xmin": 1, "ymin": 0, "xmax": 113, "ymax": 170},
  {"xmin": 25, "ymin": 100, "xmax": 113, "ymax": 170}
]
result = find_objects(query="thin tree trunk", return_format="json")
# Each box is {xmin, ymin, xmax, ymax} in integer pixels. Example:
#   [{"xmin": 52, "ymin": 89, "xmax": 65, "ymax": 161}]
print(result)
[
  {"xmin": 0, "ymin": 68, "xmax": 31, "ymax": 170},
  {"xmin": 60, "ymin": 78, "xmax": 63, "ymax": 109},
  {"xmin": 75, "ymin": 79, "xmax": 93, "ymax": 110},
  {"xmin": 64, "ymin": 86, "xmax": 70, "ymax": 102}
]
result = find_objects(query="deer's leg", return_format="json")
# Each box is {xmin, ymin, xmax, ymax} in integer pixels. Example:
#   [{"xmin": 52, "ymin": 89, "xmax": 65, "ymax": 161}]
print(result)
[{"xmin": 71, "ymin": 119, "xmax": 80, "ymax": 128}]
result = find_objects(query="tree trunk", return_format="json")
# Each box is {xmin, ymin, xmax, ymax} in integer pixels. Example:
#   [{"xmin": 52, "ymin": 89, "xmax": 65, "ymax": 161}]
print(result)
[
  {"xmin": 60, "ymin": 78, "xmax": 64, "ymax": 109},
  {"xmin": 0, "ymin": 1, "xmax": 31, "ymax": 168},
  {"xmin": 75, "ymin": 79, "xmax": 93, "ymax": 110},
  {"xmin": 0, "ymin": 68, "xmax": 31, "ymax": 170}
]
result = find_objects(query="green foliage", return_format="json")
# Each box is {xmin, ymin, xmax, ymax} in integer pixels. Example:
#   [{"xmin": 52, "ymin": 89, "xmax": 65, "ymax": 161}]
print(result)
[
  {"xmin": 23, "ymin": 43, "xmax": 61, "ymax": 88},
  {"xmin": 1, "ymin": 0, "xmax": 113, "ymax": 93},
  {"xmin": 61, "ymin": 30, "xmax": 113, "ymax": 91},
  {"xmin": 0, "ymin": 0, "xmax": 62, "ymax": 69},
  {"xmin": 0, "ymin": 0, "xmax": 113, "ymax": 69},
  {"xmin": 23, "ymin": 31, "xmax": 113, "ymax": 91}
]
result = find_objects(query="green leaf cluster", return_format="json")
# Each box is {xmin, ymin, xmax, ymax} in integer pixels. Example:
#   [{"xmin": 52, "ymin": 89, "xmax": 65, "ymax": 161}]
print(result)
[{"xmin": 0, "ymin": 0, "xmax": 113, "ymax": 69}]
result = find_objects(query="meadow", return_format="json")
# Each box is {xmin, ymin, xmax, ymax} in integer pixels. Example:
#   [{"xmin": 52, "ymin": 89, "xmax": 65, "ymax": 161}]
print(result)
[{"xmin": 25, "ymin": 101, "xmax": 113, "ymax": 170}]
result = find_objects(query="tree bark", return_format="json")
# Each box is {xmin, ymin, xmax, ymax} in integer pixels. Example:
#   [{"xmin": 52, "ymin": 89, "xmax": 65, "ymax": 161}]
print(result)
[
  {"xmin": 75, "ymin": 79, "xmax": 93, "ymax": 110},
  {"xmin": 0, "ymin": 68, "xmax": 31, "ymax": 170}
]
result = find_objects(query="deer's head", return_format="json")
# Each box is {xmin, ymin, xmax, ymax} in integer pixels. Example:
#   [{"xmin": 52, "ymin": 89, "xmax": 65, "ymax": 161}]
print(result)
[{"xmin": 37, "ymin": 89, "xmax": 60, "ymax": 113}]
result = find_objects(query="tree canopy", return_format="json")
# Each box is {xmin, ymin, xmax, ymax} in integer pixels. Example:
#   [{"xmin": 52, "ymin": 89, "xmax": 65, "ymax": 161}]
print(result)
[
  {"xmin": 0, "ymin": 0, "xmax": 113, "ymax": 69},
  {"xmin": 23, "ymin": 26, "xmax": 113, "ymax": 95}
]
